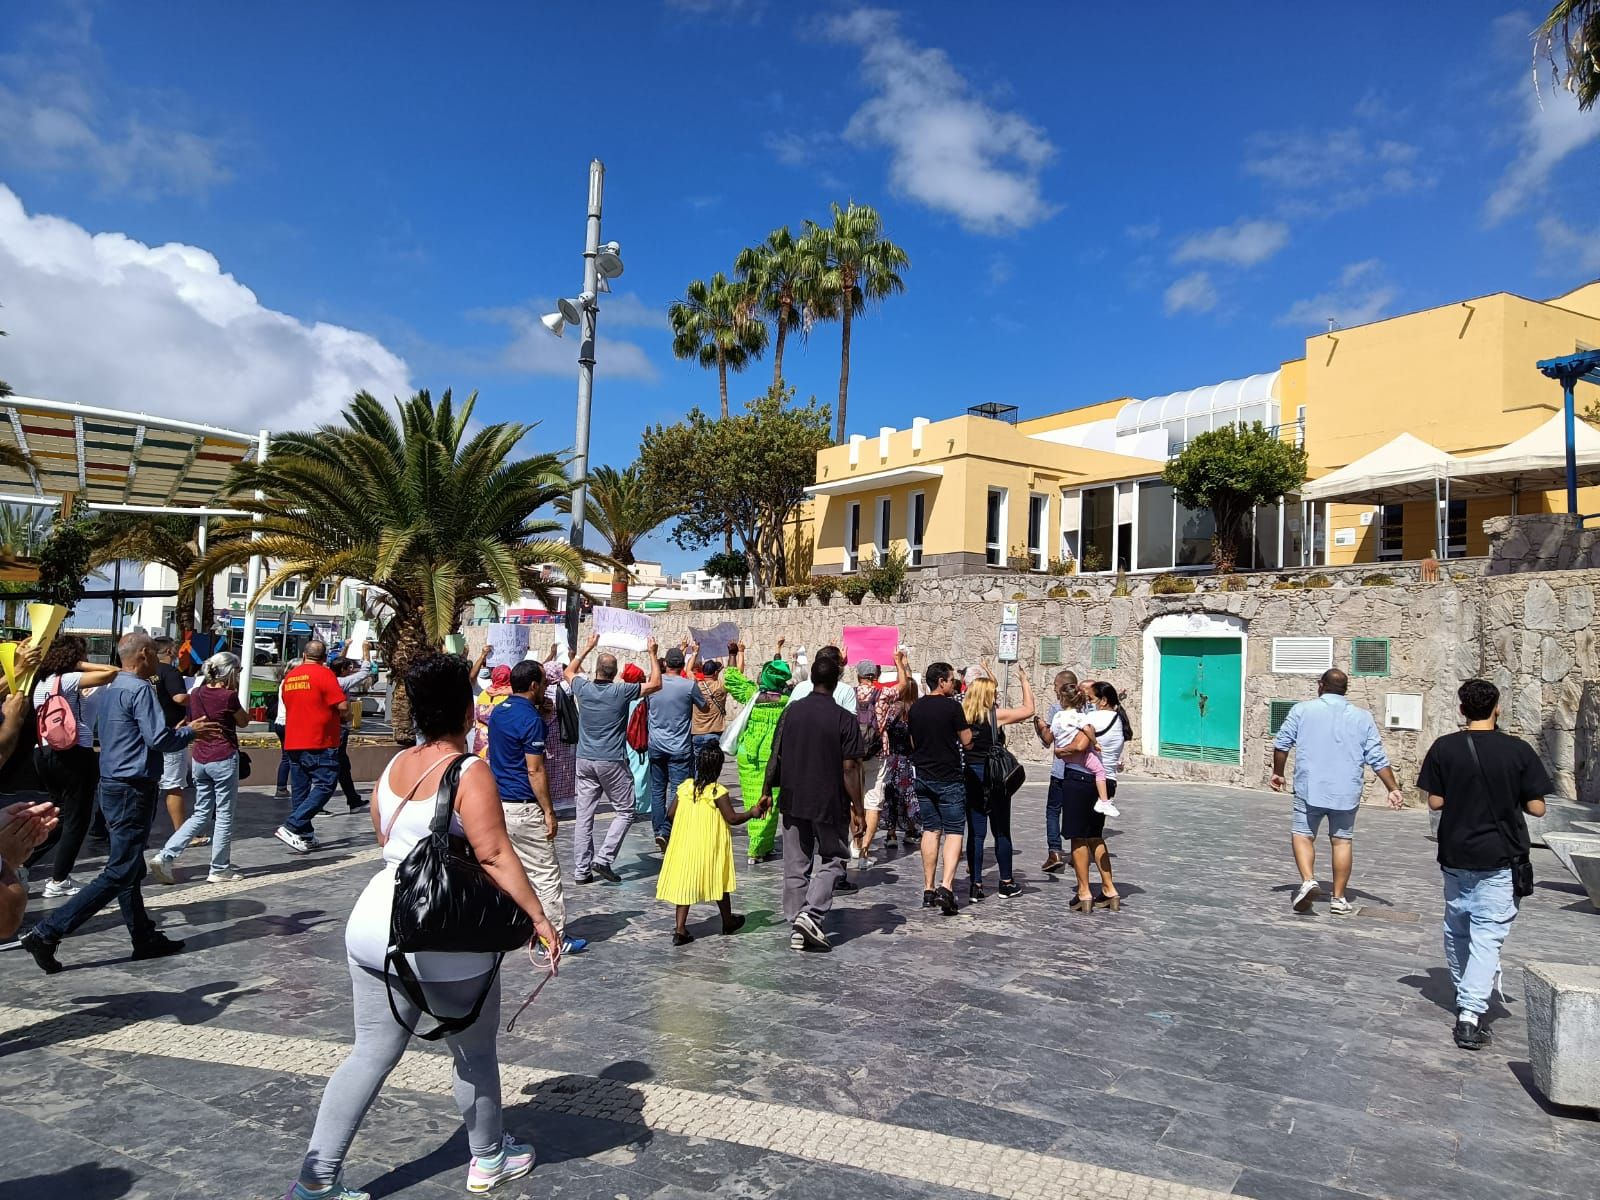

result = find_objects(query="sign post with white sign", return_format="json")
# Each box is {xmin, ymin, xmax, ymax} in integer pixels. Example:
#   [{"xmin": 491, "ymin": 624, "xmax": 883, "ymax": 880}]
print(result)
[{"xmin": 997, "ymin": 601, "xmax": 1020, "ymax": 702}]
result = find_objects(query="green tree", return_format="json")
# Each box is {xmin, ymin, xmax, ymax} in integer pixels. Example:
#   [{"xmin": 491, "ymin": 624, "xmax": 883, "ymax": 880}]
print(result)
[
  {"xmin": 560, "ymin": 463, "xmax": 678, "ymax": 608},
  {"xmin": 802, "ymin": 202, "xmax": 909, "ymax": 443},
  {"xmin": 83, "ymin": 512, "xmax": 216, "ymax": 635},
  {"xmin": 34, "ymin": 512, "xmax": 94, "ymax": 614},
  {"xmin": 639, "ymin": 386, "xmax": 831, "ymax": 598},
  {"xmin": 1163, "ymin": 423, "xmax": 1308, "ymax": 573},
  {"xmin": 668, "ymin": 272, "xmax": 768, "ymax": 418},
  {"xmin": 701, "ymin": 549, "xmax": 750, "ymax": 597},
  {"xmin": 193, "ymin": 388, "xmax": 590, "ymax": 742},
  {"xmin": 735, "ymin": 226, "xmax": 827, "ymax": 389},
  {"xmin": 1538, "ymin": 1, "xmax": 1600, "ymax": 110}
]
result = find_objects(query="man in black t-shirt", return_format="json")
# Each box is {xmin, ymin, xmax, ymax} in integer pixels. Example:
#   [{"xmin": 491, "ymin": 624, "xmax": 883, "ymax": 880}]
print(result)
[
  {"xmin": 909, "ymin": 662, "xmax": 972, "ymax": 916},
  {"xmin": 152, "ymin": 637, "xmax": 191, "ymax": 836},
  {"xmin": 1417, "ymin": 678, "xmax": 1551, "ymax": 1052}
]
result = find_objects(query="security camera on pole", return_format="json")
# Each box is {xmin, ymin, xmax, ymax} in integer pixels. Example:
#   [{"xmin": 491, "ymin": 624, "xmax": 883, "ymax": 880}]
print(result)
[{"xmin": 542, "ymin": 160, "xmax": 626, "ymax": 655}]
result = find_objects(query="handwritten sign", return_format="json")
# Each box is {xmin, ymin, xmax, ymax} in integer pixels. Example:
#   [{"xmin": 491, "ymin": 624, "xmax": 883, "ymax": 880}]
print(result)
[
  {"xmin": 485, "ymin": 622, "xmax": 531, "ymax": 667},
  {"xmin": 689, "ymin": 621, "xmax": 741, "ymax": 659},
  {"xmin": 595, "ymin": 605, "xmax": 652, "ymax": 652}
]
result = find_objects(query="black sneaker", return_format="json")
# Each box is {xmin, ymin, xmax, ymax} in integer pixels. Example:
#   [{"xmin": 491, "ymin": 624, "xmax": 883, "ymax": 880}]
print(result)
[
  {"xmin": 654, "ymin": 835, "xmax": 668, "ymax": 853},
  {"xmin": 969, "ymin": 881, "xmax": 986, "ymax": 902},
  {"xmin": 130, "ymin": 933, "xmax": 186, "ymax": 961},
  {"xmin": 935, "ymin": 886, "xmax": 959, "ymax": 916},
  {"xmin": 344, "ymin": 804, "xmax": 366, "ymax": 816},
  {"xmin": 793, "ymin": 912, "xmax": 831, "ymax": 951},
  {"xmin": 573, "ymin": 873, "xmax": 597, "ymax": 885},
  {"xmin": 19, "ymin": 930, "xmax": 62, "ymax": 975},
  {"xmin": 1453, "ymin": 1017, "xmax": 1490, "ymax": 1051},
  {"xmin": 922, "ymin": 889, "xmax": 936, "ymax": 908},
  {"xmin": 593, "ymin": 862, "xmax": 622, "ymax": 884},
  {"xmin": 997, "ymin": 879, "xmax": 1022, "ymax": 899},
  {"xmin": 834, "ymin": 877, "xmax": 858, "ymax": 893}
]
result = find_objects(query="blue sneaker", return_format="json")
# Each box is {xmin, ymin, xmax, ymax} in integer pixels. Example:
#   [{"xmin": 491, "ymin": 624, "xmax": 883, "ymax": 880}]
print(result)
[
  {"xmin": 536, "ymin": 936, "xmax": 586, "ymax": 957},
  {"xmin": 467, "ymin": 1135, "xmax": 535, "ymax": 1192},
  {"xmin": 284, "ymin": 1181, "xmax": 369, "ymax": 1200}
]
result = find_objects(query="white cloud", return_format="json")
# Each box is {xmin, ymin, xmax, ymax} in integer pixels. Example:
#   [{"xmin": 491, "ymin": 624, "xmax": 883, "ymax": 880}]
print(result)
[
  {"xmin": 1172, "ymin": 218, "xmax": 1289, "ymax": 267},
  {"xmin": 824, "ymin": 8, "xmax": 1056, "ymax": 234},
  {"xmin": 1538, "ymin": 216, "xmax": 1600, "ymax": 275},
  {"xmin": 467, "ymin": 296, "xmax": 660, "ymax": 381},
  {"xmin": 1485, "ymin": 72, "xmax": 1600, "ymax": 224},
  {"xmin": 1124, "ymin": 221, "xmax": 1161, "ymax": 242},
  {"xmin": 1163, "ymin": 271, "xmax": 1219, "ymax": 316},
  {"xmin": 1244, "ymin": 127, "xmax": 1428, "ymax": 212},
  {"xmin": 0, "ymin": 9, "xmax": 228, "ymax": 197},
  {"xmin": 986, "ymin": 254, "xmax": 1013, "ymax": 289},
  {"xmin": 764, "ymin": 129, "xmax": 834, "ymax": 167},
  {"xmin": 1278, "ymin": 259, "xmax": 1397, "ymax": 330},
  {"xmin": 0, "ymin": 184, "xmax": 410, "ymax": 430}
]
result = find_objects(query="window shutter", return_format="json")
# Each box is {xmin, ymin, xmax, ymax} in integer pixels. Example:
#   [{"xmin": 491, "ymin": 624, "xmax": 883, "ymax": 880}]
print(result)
[
  {"xmin": 1271, "ymin": 636, "xmax": 1333, "ymax": 674},
  {"xmin": 1038, "ymin": 636, "xmax": 1063, "ymax": 666},
  {"xmin": 1089, "ymin": 636, "xmax": 1118, "ymax": 671},
  {"xmin": 1350, "ymin": 638, "xmax": 1391, "ymax": 677}
]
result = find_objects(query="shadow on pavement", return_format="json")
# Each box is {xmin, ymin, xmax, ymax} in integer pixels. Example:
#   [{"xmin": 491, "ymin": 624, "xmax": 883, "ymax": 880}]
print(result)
[
  {"xmin": 0, "ymin": 980, "xmax": 258, "ymax": 1058},
  {"xmin": 63, "ymin": 908, "xmax": 334, "ymax": 971},
  {"xmin": 5, "ymin": 1162, "xmax": 136, "ymax": 1199},
  {"xmin": 1397, "ymin": 966, "xmax": 1510, "ymax": 1020}
]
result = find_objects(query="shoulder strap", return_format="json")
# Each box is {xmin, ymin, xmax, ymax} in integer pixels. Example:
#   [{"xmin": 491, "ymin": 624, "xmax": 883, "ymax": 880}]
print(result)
[
  {"xmin": 380, "ymin": 750, "xmax": 462, "ymax": 841},
  {"xmin": 429, "ymin": 754, "xmax": 472, "ymax": 834},
  {"xmin": 1463, "ymin": 733, "xmax": 1521, "ymax": 863}
]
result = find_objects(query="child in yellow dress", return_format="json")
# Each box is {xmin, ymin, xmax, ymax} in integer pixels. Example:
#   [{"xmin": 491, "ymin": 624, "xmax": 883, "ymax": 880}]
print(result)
[{"xmin": 657, "ymin": 742, "xmax": 770, "ymax": 945}]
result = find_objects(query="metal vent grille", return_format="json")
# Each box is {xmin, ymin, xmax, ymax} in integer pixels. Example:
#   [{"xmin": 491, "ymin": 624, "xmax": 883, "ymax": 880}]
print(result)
[
  {"xmin": 1089, "ymin": 636, "xmax": 1118, "ymax": 671},
  {"xmin": 1158, "ymin": 741, "xmax": 1241, "ymax": 764},
  {"xmin": 1350, "ymin": 637, "xmax": 1391, "ymax": 677},
  {"xmin": 1038, "ymin": 636, "xmax": 1063, "ymax": 666},
  {"xmin": 1271, "ymin": 636, "xmax": 1334, "ymax": 674},
  {"xmin": 1268, "ymin": 699, "xmax": 1297, "ymax": 734}
]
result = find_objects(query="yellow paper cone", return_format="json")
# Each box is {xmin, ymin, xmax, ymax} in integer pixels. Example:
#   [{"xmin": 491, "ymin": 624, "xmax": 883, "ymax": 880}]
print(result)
[
  {"xmin": 21, "ymin": 603, "xmax": 67, "ymax": 695},
  {"xmin": 0, "ymin": 642, "xmax": 16, "ymax": 696}
]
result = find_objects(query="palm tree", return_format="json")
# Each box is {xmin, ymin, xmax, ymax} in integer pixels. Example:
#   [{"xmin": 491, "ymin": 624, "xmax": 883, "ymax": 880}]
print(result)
[
  {"xmin": 83, "ymin": 511, "xmax": 214, "ymax": 635},
  {"xmin": 802, "ymin": 202, "xmax": 910, "ymax": 444},
  {"xmin": 1539, "ymin": 1, "xmax": 1599, "ymax": 110},
  {"xmin": 193, "ymin": 389, "xmax": 592, "ymax": 742},
  {"xmin": 0, "ymin": 504, "xmax": 49, "ymax": 627},
  {"xmin": 561, "ymin": 463, "xmax": 679, "ymax": 608},
  {"xmin": 669, "ymin": 272, "xmax": 768, "ymax": 418},
  {"xmin": 735, "ymin": 226, "xmax": 824, "ymax": 388}
]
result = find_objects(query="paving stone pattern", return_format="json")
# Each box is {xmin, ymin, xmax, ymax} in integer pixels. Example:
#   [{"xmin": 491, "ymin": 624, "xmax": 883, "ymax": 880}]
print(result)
[{"xmin": 2, "ymin": 776, "xmax": 1598, "ymax": 1200}]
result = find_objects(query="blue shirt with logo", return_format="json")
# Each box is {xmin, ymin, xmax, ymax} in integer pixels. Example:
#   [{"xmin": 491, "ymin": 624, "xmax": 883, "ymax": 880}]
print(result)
[{"xmin": 487, "ymin": 694, "xmax": 547, "ymax": 803}]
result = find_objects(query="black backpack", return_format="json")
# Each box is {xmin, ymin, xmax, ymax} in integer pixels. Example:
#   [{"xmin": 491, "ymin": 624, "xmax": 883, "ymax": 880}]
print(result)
[{"xmin": 554, "ymin": 683, "xmax": 579, "ymax": 745}]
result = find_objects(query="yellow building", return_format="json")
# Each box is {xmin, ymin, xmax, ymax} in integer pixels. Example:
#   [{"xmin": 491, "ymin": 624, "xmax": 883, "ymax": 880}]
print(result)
[{"xmin": 804, "ymin": 280, "xmax": 1600, "ymax": 576}]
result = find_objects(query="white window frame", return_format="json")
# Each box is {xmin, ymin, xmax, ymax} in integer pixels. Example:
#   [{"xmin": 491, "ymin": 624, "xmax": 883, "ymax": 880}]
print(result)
[
  {"xmin": 907, "ymin": 490, "xmax": 925, "ymax": 568},
  {"xmin": 1377, "ymin": 503, "xmax": 1404, "ymax": 563},
  {"xmin": 313, "ymin": 579, "xmax": 338, "ymax": 604},
  {"xmin": 985, "ymin": 487, "xmax": 1008, "ymax": 567},
  {"xmin": 1027, "ymin": 493, "xmax": 1048, "ymax": 572},
  {"xmin": 843, "ymin": 501, "xmax": 861, "ymax": 573},
  {"xmin": 227, "ymin": 573, "xmax": 248, "ymax": 599},
  {"xmin": 875, "ymin": 495, "xmax": 891, "ymax": 566},
  {"xmin": 270, "ymin": 578, "xmax": 301, "ymax": 602}
]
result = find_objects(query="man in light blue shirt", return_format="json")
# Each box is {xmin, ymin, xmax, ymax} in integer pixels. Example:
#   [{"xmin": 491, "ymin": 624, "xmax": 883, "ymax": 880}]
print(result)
[{"xmin": 1271, "ymin": 668, "xmax": 1404, "ymax": 916}]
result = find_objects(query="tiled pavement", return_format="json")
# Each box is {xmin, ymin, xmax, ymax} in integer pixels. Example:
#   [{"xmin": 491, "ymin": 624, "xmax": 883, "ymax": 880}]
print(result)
[{"xmin": 2, "ymin": 775, "xmax": 1598, "ymax": 1200}]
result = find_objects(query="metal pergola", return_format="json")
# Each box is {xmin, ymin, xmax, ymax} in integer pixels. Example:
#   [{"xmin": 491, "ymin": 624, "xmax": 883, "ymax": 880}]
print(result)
[
  {"xmin": 1536, "ymin": 349, "xmax": 1600, "ymax": 513},
  {"xmin": 0, "ymin": 394, "xmax": 269, "ymax": 710}
]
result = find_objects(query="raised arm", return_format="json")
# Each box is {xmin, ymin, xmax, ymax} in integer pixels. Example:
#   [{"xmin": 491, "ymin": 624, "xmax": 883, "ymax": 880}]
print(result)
[
  {"xmin": 565, "ymin": 633, "xmax": 599, "ymax": 685},
  {"xmin": 997, "ymin": 670, "xmax": 1035, "ymax": 726},
  {"xmin": 640, "ymin": 638, "xmax": 664, "ymax": 697}
]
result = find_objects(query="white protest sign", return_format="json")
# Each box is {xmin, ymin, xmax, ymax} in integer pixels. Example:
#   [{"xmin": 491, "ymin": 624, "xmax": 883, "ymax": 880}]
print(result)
[
  {"xmin": 689, "ymin": 620, "xmax": 741, "ymax": 658},
  {"xmin": 347, "ymin": 619, "xmax": 373, "ymax": 655},
  {"xmin": 595, "ymin": 605, "xmax": 653, "ymax": 652},
  {"xmin": 485, "ymin": 622, "xmax": 530, "ymax": 667}
]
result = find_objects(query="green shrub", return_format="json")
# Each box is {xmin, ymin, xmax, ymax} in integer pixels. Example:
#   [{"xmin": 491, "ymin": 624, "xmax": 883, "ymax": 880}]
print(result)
[
  {"xmin": 1112, "ymin": 570, "xmax": 1131, "ymax": 598},
  {"xmin": 1362, "ymin": 573, "xmax": 1395, "ymax": 586},
  {"xmin": 1151, "ymin": 574, "xmax": 1197, "ymax": 595},
  {"xmin": 1271, "ymin": 580, "xmax": 1302, "ymax": 590},
  {"xmin": 1012, "ymin": 591, "xmax": 1029, "ymax": 601},
  {"xmin": 1305, "ymin": 573, "xmax": 1333, "ymax": 589},
  {"xmin": 1218, "ymin": 574, "xmax": 1247, "ymax": 592},
  {"xmin": 789, "ymin": 581, "xmax": 814, "ymax": 604},
  {"xmin": 865, "ymin": 544, "xmax": 909, "ymax": 602},
  {"xmin": 1048, "ymin": 556, "xmax": 1076, "ymax": 577},
  {"xmin": 773, "ymin": 587, "xmax": 793, "ymax": 607},
  {"xmin": 842, "ymin": 576, "xmax": 871, "ymax": 604},
  {"xmin": 1072, "ymin": 588, "xmax": 1091, "ymax": 599},
  {"xmin": 1047, "ymin": 585, "xmax": 1070, "ymax": 598},
  {"xmin": 813, "ymin": 576, "xmax": 840, "ymax": 604}
]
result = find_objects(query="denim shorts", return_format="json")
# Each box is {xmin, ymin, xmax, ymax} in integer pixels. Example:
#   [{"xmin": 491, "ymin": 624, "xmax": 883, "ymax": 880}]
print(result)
[
  {"xmin": 915, "ymin": 777, "xmax": 967, "ymax": 835},
  {"xmin": 1292, "ymin": 795, "xmax": 1357, "ymax": 840},
  {"xmin": 160, "ymin": 747, "xmax": 190, "ymax": 791}
]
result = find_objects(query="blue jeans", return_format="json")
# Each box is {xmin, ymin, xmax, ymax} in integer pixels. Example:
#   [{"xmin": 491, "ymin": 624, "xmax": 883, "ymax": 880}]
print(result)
[
  {"xmin": 648, "ymin": 750, "xmax": 692, "ymax": 840},
  {"xmin": 286, "ymin": 747, "xmax": 340, "ymax": 835},
  {"xmin": 1442, "ymin": 867, "xmax": 1518, "ymax": 1016},
  {"xmin": 273, "ymin": 725, "xmax": 292, "ymax": 789},
  {"xmin": 32, "ymin": 777, "xmax": 158, "ymax": 947},
  {"xmin": 1046, "ymin": 776, "xmax": 1064, "ymax": 852},
  {"xmin": 162, "ymin": 756, "xmax": 238, "ymax": 872},
  {"xmin": 915, "ymin": 777, "xmax": 966, "ymax": 836}
]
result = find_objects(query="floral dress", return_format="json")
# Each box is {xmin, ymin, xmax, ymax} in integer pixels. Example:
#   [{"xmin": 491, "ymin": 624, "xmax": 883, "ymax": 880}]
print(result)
[
  {"xmin": 874, "ymin": 691, "xmax": 920, "ymax": 839},
  {"xmin": 539, "ymin": 660, "xmax": 577, "ymax": 807}
]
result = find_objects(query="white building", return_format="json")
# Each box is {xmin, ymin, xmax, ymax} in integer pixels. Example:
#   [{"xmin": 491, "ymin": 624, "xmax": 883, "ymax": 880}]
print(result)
[{"xmin": 132, "ymin": 562, "xmax": 353, "ymax": 655}]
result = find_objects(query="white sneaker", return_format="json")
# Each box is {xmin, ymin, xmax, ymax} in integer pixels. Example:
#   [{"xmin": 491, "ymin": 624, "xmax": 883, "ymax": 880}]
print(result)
[
  {"xmin": 207, "ymin": 869, "xmax": 244, "ymax": 884},
  {"xmin": 148, "ymin": 856, "xmax": 175, "ymax": 885},
  {"xmin": 275, "ymin": 826, "xmax": 312, "ymax": 854},
  {"xmin": 42, "ymin": 876, "xmax": 83, "ymax": 898},
  {"xmin": 1094, "ymin": 799, "xmax": 1121, "ymax": 818},
  {"xmin": 1329, "ymin": 896, "xmax": 1356, "ymax": 916},
  {"xmin": 1292, "ymin": 879, "xmax": 1319, "ymax": 913}
]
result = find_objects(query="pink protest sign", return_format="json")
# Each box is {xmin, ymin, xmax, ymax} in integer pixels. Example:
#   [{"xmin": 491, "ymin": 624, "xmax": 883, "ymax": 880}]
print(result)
[{"xmin": 842, "ymin": 625, "xmax": 900, "ymax": 682}]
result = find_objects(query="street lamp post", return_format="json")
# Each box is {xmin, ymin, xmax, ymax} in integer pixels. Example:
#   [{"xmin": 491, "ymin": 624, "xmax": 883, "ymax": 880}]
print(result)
[{"xmin": 544, "ymin": 159, "xmax": 625, "ymax": 656}]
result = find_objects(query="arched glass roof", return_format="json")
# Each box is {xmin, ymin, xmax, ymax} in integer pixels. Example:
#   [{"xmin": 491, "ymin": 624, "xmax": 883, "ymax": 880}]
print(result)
[{"xmin": 1115, "ymin": 371, "xmax": 1280, "ymax": 435}]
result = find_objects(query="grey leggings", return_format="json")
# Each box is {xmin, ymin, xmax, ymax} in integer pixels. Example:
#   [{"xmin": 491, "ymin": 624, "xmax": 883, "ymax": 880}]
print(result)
[{"xmin": 298, "ymin": 960, "xmax": 504, "ymax": 1189}]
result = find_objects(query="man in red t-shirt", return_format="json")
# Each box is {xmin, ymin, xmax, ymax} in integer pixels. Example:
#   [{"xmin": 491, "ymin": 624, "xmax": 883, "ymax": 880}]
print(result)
[{"xmin": 275, "ymin": 640, "xmax": 349, "ymax": 854}]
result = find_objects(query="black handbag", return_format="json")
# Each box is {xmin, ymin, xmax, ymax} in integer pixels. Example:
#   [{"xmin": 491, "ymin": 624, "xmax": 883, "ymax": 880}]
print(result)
[
  {"xmin": 384, "ymin": 754, "xmax": 534, "ymax": 1039},
  {"xmin": 238, "ymin": 750, "xmax": 252, "ymax": 780},
  {"xmin": 1464, "ymin": 733, "xmax": 1534, "ymax": 899},
  {"xmin": 983, "ymin": 719, "xmax": 1025, "ymax": 810},
  {"xmin": 554, "ymin": 684, "xmax": 579, "ymax": 745}
]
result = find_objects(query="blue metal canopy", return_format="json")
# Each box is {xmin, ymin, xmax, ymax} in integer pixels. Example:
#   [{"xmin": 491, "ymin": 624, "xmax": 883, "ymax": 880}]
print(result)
[{"xmin": 1534, "ymin": 350, "xmax": 1600, "ymax": 513}]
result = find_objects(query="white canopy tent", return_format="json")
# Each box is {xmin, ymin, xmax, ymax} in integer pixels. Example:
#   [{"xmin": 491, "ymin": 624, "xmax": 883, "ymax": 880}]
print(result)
[
  {"xmin": 1448, "ymin": 412, "xmax": 1600, "ymax": 497},
  {"xmin": 1300, "ymin": 433, "xmax": 1467, "ymax": 559}
]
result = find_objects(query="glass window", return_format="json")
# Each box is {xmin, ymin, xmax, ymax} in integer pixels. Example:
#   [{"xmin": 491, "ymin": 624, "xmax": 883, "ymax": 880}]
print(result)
[
  {"xmin": 907, "ymin": 491, "xmax": 924, "ymax": 568},
  {"xmin": 1253, "ymin": 502, "xmax": 1281, "ymax": 570},
  {"xmin": 1027, "ymin": 494, "xmax": 1047, "ymax": 571},
  {"xmin": 844, "ymin": 502, "xmax": 861, "ymax": 572},
  {"xmin": 1115, "ymin": 482, "xmax": 1134, "ymax": 572},
  {"xmin": 313, "ymin": 580, "xmax": 337, "ymax": 603},
  {"xmin": 1445, "ymin": 499, "xmax": 1467, "ymax": 558},
  {"xmin": 985, "ymin": 488, "xmax": 1007, "ymax": 567},
  {"xmin": 1185, "ymin": 414, "xmax": 1210, "ymax": 444},
  {"xmin": 1136, "ymin": 480, "xmax": 1174, "ymax": 570},
  {"xmin": 875, "ymin": 496, "xmax": 891, "ymax": 564},
  {"xmin": 1176, "ymin": 499, "xmax": 1215, "ymax": 567},
  {"xmin": 1164, "ymin": 420, "xmax": 1186, "ymax": 454},
  {"xmin": 1284, "ymin": 498, "xmax": 1306, "ymax": 566},
  {"xmin": 270, "ymin": 578, "xmax": 300, "ymax": 601},
  {"xmin": 227, "ymin": 573, "xmax": 248, "ymax": 598},
  {"xmin": 1238, "ymin": 403, "xmax": 1268, "ymax": 430},
  {"xmin": 1081, "ymin": 486, "xmax": 1114, "ymax": 572},
  {"xmin": 1378, "ymin": 504, "xmax": 1404, "ymax": 562}
]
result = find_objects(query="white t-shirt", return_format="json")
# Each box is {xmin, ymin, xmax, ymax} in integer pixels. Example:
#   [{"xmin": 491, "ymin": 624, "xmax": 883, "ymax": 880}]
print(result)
[
  {"xmin": 1048, "ymin": 705, "xmax": 1086, "ymax": 780},
  {"xmin": 345, "ymin": 756, "xmax": 499, "ymax": 981},
  {"xmin": 32, "ymin": 672, "xmax": 93, "ymax": 748},
  {"xmin": 1083, "ymin": 709, "xmax": 1126, "ymax": 778}
]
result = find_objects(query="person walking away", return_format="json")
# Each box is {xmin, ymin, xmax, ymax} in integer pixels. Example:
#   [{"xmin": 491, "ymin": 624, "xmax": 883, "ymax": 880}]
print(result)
[
  {"xmin": 488, "ymin": 660, "xmax": 586, "ymax": 956},
  {"xmin": 691, "ymin": 653, "xmax": 728, "ymax": 757},
  {"xmin": 647, "ymin": 644, "xmax": 709, "ymax": 851},
  {"xmin": 278, "ymin": 639, "xmax": 350, "ymax": 854},
  {"xmin": 26, "ymin": 637, "xmax": 115, "ymax": 897},
  {"xmin": 284, "ymin": 652, "xmax": 557, "ymax": 1200},
  {"xmin": 152, "ymin": 636, "xmax": 192, "ymax": 836},
  {"xmin": 1271, "ymin": 667, "xmax": 1404, "ymax": 915},
  {"xmin": 847, "ymin": 659, "xmax": 884, "ymax": 865},
  {"xmin": 150, "ymin": 652, "xmax": 251, "ymax": 884},
  {"xmin": 962, "ymin": 665, "xmax": 1034, "ymax": 901},
  {"xmin": 271, "ymin": 658, "xmax": 300, "ymax": 799},
  {"xmin": 333, "ymin": 653, "xmax": 375, "ymax": 812},
  {"xmin": 721, "ymin": 643, "xmax": 791, "ymax": 865},
  {"xmin": 657, "ymin": 742, "xmax": 768, "ymax": 944},
  {"xmin": 19, "ymin": 632, "xmax": 220, "ymax": 973},
  {"xmin": 565, "ymin": 634, "xmax": 662, "ymax": 884},
  {"xmin": 862, "ymin": 649, "xmax": 921, "ymax": 856},
  {"xmin": 762, "ymin": 649, "xmax": 864, "ymax": 951},
  {"xmin": 1418, "ymin": 679, "xmax": 1551, "ymax": 1051},
  {"xmin": 909, "ymin": 662, "xmax": 973, "ymax": 916},
  {"xmin": 1034, "ymin": 670, "xmax": 1083, "ymax": 875}
]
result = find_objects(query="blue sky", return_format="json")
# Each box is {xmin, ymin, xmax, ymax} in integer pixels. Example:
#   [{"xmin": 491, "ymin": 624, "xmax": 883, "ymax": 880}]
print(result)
[{"xmin": 1, "ymin": 1, "xmax": 1597, "ymax": 573}]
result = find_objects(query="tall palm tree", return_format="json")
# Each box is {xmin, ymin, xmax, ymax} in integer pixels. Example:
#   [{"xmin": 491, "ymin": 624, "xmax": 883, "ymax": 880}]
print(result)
[
  {"xmin": 83, "ymin": 511, "xmax": 214, "ymax": 634},
  {"xmin": 669, "ymin": 272, "xmax": 768, "ymax": 418},
  {"xmin": 192, "ymin": 388, "xmax": 592, "ymax": 742},
  {"xmin": 735, "ymin": 226, "xmax": 824, "ymax": 388},
  {"xmin": 1539, "ymin": 1, "xmax": 1599, "ymax": 110},
  {"xmin": 561, "ymin": 463, "xmax": 679, "ymax": 607},
  {"xmin": 802, "ymin": 202, "xmax": 910, "ymax": 444}
]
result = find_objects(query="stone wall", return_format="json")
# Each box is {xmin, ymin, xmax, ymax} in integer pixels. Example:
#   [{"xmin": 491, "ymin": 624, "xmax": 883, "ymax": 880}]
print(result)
[{"xmin": 1487, "ymin": 513, "xmax": 1600, "ymax": 575}]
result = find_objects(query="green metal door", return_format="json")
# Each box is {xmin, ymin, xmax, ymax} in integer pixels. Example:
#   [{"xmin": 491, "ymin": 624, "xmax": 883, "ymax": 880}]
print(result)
[{"xmin": 1157, "ymin": 637, "xmax": 1242, "ymax": 763}]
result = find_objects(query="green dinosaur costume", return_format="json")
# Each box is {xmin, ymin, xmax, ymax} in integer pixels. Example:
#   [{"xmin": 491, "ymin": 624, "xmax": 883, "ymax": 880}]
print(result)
[{"xmin": 723, "ymin": 659, "xmax": 792, "ymax": 860}]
